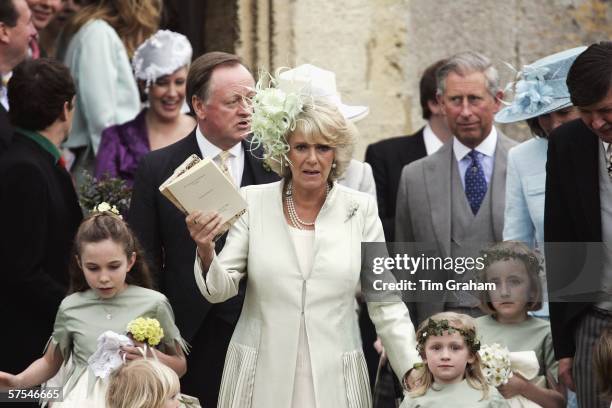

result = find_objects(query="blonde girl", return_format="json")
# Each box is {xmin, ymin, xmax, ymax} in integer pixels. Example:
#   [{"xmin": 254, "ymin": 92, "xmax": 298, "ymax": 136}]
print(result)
[
  {"xmin": 401, "ymin": 312, "xmax": 508, "ymax": 407},
  {"xmin": 106, "ymin": 359, "xmax": 181, "ymax": 408}
]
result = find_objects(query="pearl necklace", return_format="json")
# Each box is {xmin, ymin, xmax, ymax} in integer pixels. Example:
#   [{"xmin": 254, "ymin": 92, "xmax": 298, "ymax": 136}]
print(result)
[{"xmin": 284, "ymin": 180, "xmax": 330, "ymax": 229}]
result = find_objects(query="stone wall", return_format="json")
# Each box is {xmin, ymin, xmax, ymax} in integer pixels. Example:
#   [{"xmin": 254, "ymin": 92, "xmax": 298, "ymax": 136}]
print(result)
[{"xmin": 235, "ymin": 0, "xmax": 612, "ymax": 159}]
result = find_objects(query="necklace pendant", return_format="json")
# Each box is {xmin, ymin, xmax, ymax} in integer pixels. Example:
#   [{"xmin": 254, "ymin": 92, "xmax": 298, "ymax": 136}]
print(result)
[{"xmin": 106, "ymin": 313, "xmax": 112, "ymax": 320}]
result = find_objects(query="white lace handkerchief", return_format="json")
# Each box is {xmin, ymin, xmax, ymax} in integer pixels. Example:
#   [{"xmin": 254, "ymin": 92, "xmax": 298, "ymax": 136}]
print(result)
[{"xmin": 87, "ymin": 330, "xmax": 134, "ymax": 379}]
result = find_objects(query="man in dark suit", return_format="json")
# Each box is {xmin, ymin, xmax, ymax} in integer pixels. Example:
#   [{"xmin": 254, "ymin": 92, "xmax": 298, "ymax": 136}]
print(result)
[
  {"xmin": 545, "ymin": 41, "xmax": 612, "ymax": 408},
  {"xmin": 128, "ymin": 52, "xmax": 278, "ymax": 407},
  {"xmin": 365, "ymin": 59, "xmax": 451, "ymax": 241},
  {"xmin": 0, "ymin": 59, "xmax": 82, "ymax": 406},
  {"xmin": 0, "ymin": 0, "xmax": 37, "ymax": 152}
]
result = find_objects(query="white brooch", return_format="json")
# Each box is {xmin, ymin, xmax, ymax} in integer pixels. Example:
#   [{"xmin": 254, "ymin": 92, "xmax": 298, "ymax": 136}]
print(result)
[{"xmin": 345, "ymin": 202, "xmax": 359, "ymax": 222}]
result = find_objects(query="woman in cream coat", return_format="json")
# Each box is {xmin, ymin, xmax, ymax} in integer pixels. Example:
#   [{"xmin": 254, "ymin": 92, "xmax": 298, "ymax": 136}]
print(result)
[{"xmin": 187, "ymin": 97, "xmax": 419, "ymax": 408}]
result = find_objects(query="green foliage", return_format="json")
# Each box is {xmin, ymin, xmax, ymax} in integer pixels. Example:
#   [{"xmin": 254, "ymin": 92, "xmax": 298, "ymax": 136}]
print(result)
[{"xmin": 78, "ymin": 171, "xmax": 132, "ymax": 216}]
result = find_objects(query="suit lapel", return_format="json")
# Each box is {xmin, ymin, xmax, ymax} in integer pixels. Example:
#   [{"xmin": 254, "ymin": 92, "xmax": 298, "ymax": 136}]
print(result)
[
  {"xmin": 399, "ymin": 128, "xmax": 426, "ymax": 166},
  {"xmin": 171, "ymin": 130, "xmax": 201, "ymax": 168},
  {"xmin": 490, "ymin": 133, "xmax": 510, "ymax": 241},
  {"xmin": 177, "ymin": 131, "xmax": 276, "ymax": 187},
  {"xmin": 241, "ymin": 138, "xmax": 279, "ymax": 186},
  {"xmin": 425, "ymin": 142, "xmax": 452, "ymax": 257},
  {"xmin": 573, "ymin": 131, "xmax": 601, "ymax": 239}
]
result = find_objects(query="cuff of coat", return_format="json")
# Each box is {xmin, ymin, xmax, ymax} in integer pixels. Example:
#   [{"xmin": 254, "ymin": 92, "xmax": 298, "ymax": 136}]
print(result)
[{"xmin": 193, "ymin": 250, "xmax": 217, "ymax": 297}]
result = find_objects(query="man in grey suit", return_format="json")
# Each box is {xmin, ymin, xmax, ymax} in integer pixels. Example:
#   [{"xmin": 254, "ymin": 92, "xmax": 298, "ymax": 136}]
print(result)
[{"xmin": 395, "ymin": 52, "xmax": 516, "ymax": 324}]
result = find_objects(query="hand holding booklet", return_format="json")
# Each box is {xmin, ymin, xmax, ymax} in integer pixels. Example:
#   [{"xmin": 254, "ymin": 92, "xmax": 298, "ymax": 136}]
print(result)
[{"xmin": 159, "ymin": 154, "xmax": 247, "ymax": 236}]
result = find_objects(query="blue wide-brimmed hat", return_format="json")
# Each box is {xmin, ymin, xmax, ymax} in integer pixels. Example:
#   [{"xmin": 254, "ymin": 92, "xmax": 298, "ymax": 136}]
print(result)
[{"xmin": 495, "ymin": 46, "xmax": 587, "ymax": 123}]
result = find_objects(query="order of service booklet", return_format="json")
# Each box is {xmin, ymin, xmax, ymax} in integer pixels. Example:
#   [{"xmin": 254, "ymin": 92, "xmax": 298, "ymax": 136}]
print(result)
[{"xmin": 159, "ymin": 154, "xmax": 247, "ymax": 235}]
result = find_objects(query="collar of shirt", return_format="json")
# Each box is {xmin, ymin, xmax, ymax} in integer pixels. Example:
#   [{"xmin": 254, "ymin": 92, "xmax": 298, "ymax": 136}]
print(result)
[
  {"xmin": 452, "ymin": 126, "xmax": 498, "ymax": 161},
  {"xmin": 423, "ymin": 123, "xmax": 444, "ymax": 156},
  {"xmin": 15, "ymin": 126, "xmax": 62, "ymax": 164},
  {"xmin": 195, "ymin": 126, "xmax": 243, "ymax": 158},
  {"xmin": 603, "ymin": 141, "xmax": 610, "ymax": 156},
  {"xmin": 453, "ymin": 126, "xmax": 497, "ymax": 188},
  {"xmin": 195, "ymin": 125, "xmax": 244, "ymax": 183},
  {"xmin": 0, "ymin": 72, "xmax": 10, "ymax": 112}
]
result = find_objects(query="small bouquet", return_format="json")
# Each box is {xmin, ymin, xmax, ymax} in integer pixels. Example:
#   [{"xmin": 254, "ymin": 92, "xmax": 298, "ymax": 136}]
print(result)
[
  {"xmin": 478, "ymin": 343, "xmax": 513, "ymax": 387},
  {"xmin": 126, "ymin": 317, "xmax": 164, "ymax": 359},
  {"xmin": 127, "ymin": 317, "xmax": 164, "ymax": 346},
  {"xmin": 78, "ymin": 171, "xmax": 131, "ymax": 215}
]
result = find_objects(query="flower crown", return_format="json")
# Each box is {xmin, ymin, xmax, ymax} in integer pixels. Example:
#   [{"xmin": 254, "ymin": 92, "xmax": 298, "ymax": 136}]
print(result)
[
  {"xmin": 480, "ymin": 246, "xmax": 541, "ymax": 276},
  {"xmin": 417, "ymin": 319, "xmax": 480, "ymax": 353},
  {"xmin": 92, "ymin": 202, "xmax": 122, "ymax": 219},
  {"xmin": 248, "ymin": 69, "xmax": 308, "ymax": 169}
]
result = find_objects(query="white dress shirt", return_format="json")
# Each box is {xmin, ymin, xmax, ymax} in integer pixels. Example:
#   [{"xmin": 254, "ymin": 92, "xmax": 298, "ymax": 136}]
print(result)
[
  {"xmin": 453, "ymin": 127, "xmax": 498, "ymax": 189},
  {"xmin": 195, "ymin": 126, "xmax": 245, "ymax": 186},
  {"xmin": 423, "ymin": 123, "xmax": 444, "ymax": 156}
]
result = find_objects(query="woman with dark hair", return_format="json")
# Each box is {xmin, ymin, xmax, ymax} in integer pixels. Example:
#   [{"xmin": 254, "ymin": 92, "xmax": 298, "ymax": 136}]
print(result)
[
  {"xmin": 60, "ymin": 0, "xmax": 161, "ymax": 184},
  {"xmin": 0, "ymin": 211, "xmax": 187, "ymax": 407}
]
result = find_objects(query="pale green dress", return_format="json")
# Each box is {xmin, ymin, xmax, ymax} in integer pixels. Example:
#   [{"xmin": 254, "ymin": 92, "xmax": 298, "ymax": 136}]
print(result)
[
  {"xmin": 47, "ymin": 285, "xmax": 187, "ymax": 407},
  {"xmin": 476, "ymin": 315, "xmax": 558, "ymax": 381},
  {"xmin": 400, "ymin": 380, "xmax": 510, "ymax": 407}
]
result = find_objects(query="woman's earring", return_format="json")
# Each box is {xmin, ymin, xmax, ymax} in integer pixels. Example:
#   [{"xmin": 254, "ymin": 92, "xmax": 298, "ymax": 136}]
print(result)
[{"xmin": 332, "ymin": 162, "xmax": 337, "ymax": 169}]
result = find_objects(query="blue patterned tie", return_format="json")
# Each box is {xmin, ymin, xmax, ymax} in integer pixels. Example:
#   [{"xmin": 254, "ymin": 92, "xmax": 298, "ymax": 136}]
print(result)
[{"xmin": 464, "ymin": 150, "xmax": 487, "ymax": 214}]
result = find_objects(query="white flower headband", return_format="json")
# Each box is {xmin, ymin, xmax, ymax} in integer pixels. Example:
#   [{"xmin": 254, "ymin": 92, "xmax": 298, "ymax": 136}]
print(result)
[{"xmin": 92, "ymin": 202, "xmax": 122, "ymax": 219}]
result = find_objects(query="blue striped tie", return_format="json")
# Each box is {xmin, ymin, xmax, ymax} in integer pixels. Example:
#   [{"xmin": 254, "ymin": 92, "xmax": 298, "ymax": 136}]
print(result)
[{"xmin": 464, "ymin": 150, "xmax": 487, "ymax": 214}]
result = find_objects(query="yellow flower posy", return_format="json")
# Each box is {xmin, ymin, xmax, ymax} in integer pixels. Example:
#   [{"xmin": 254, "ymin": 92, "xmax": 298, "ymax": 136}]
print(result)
[{"xmin": 126, "ymin": 317, "xmax": 164, "ymax": 347}]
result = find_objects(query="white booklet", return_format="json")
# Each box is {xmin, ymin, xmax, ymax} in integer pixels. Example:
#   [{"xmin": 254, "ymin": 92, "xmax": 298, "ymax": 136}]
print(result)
[{"xmin": 159, "ymin": 154, "xmax": 247, "ymax": 235}]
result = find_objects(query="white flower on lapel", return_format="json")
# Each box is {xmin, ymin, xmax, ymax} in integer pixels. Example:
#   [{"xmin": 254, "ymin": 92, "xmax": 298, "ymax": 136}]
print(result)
[{"xmin": 345, "ymin": 202, "xmax": 359, "ymax": 222}]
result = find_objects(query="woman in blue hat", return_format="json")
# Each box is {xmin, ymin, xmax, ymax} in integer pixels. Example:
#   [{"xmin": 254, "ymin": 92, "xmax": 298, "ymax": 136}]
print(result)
[
  {"xmin": 496, "ymin": 48, "xmax": 587, "ymax": 408},
  {"xmin": 497, "ymin": 46, "xmax": 586, "ymax": 253},
  {"xmin": 498, "ymin": 46, "xmax": 586, "ymax": 323}
]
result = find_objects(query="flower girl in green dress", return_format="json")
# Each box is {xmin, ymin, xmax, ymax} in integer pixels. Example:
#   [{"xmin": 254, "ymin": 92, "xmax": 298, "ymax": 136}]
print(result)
[
  {"xmin": 0, "ymin": 209, "xmax": 187, "ymax": 407},
  {"xmin": 401, "ymin": 312, "xmax": 509, "ymax": 408},
  {"xmin": 476, "ymin": 241, "xmax": 566, "ymax": 408}
]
